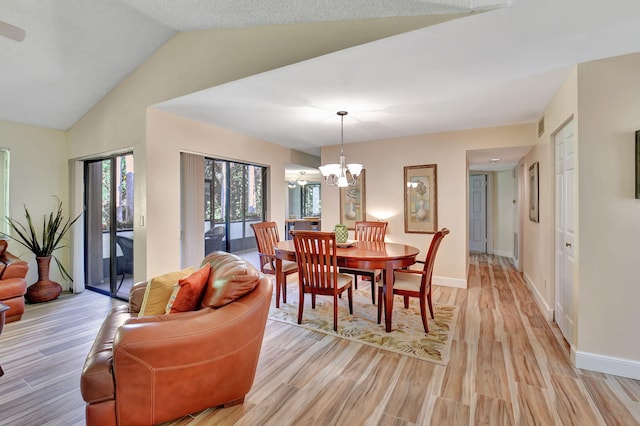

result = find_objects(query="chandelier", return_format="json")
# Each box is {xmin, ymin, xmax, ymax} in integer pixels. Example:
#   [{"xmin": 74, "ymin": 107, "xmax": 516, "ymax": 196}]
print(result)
[
  {"xmin": 296, "ymin": 171, "xmax": 308, "ymax": 186},
  {"xmin": 318, "ymin": 111, "xmax": 363, "ymax": 187},
  {"xmin": 287, "ymin": 171, "xmax": 309, "ymax": 189}
]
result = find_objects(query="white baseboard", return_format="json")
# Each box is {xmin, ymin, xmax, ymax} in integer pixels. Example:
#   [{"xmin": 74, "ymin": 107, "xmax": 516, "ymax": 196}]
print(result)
[
  {"xmin": 576, "ymin": 351, "xmax": 640, "ymax": 380},
  {"xmin": 433, "ymin": 275, "xmax": 467, "ymax": 288},
  {"xmin": 492, "ymin": 249, "xmax": 513, "ymax": 258},
  {"xmin": 523, "ymin": 271, "xmax": 554, "ymax": 321}
]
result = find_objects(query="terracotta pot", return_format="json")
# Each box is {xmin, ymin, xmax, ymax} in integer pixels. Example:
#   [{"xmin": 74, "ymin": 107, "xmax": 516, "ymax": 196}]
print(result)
[{"xmin": 25, "ymin": 256, "xmax": 62, "ymax": 304}]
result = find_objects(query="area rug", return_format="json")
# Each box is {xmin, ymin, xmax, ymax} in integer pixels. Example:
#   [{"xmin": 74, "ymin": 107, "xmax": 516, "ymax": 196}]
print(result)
[{"xmin": 268, "ymin": 279, "xmax": 458, "ymax": 365}]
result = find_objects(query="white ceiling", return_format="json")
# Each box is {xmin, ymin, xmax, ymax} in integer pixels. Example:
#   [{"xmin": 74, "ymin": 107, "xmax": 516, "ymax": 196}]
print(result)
[
  {"xmin": 155, "ymin": 0, "xmax": 640, "ymax": 162},
  {"xmin": 2, "ymin": 0, "xmax": 640, "ymax": 170}
]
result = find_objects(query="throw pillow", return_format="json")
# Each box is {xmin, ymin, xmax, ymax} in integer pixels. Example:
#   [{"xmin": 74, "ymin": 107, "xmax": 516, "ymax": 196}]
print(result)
[
  {"xmin": 165, "ymin": 264, "xmax": 210, "ymax": 313},
  {"xmin": 200, "ymin": 251, "xmax": 261, "ymax": 309},
  {"xmin": 138, "ymin": 267, "xmax": 194, "ymax": 316}
]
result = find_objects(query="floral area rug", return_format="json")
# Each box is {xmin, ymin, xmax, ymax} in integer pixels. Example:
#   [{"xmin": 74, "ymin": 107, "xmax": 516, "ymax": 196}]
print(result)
[{"xmin": 268, "ymin": 279, "xmax": 458, "ymax": 365}]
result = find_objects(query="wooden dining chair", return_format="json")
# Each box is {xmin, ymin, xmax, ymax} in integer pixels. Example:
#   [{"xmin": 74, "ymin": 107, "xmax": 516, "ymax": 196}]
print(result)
[
  {"xmin": 377, "ymin": 228, "xmax": 449, "ymax": 333},
  {"xmin": 339, "ymin": 221, "xmax": 387, "ymax": 304},
  {"xmin": 291, "ymin": 230, "xmax": 353, "ymax": 331},
  {"xmin": 251, "ymin": 221, "xmax": 298, "ymax": 307}
]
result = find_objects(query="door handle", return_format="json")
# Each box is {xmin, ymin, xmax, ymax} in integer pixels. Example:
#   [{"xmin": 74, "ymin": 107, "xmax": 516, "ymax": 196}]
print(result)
[{"xmin": 565, "ymin": 242, "xmax": 572, "ymax": 247}]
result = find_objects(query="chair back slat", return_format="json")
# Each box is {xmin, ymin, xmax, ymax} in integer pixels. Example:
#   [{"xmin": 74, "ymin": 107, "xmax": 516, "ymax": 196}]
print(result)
[
  {"xmin": 354, "ymin": 221, "xmax": 387, "ymax": 242},
  {"xmin": 250, "ymin": 222, "xmax": 281, "ymax": 271},
  {"xmin": 420, "ymin": 228, "xmax": 450, "ymax": 292},
  {"xmin": 292, "ymin": 231, "xmax": 339, "ymax": 292}
]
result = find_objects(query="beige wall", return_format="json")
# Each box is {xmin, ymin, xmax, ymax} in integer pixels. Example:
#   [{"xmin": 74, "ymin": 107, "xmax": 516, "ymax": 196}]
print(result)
[
  {"xmin": 145, "ymin": 109, "xmax": 300, "ymax": 277},
  {"xmin": 576, "ymin": 53, "xmax": 640, "ymax": 364},
  {"xmin": 321, "ymin": 124, "xmax": 537, "ymax": 286},
  {"xmin": 525, "ymin": 54, "xmax": 640, "ymax": 374},
  {"xmin": 0, "ymin": 120, "xmax": 70, "ymax": 286},
  {"xmin": 523, "ymin": 67, "xmax": 579, "ymax": 320},
  {"xmin": 65, "ymin": 18, "xmax": 459, "ymax": 282}
]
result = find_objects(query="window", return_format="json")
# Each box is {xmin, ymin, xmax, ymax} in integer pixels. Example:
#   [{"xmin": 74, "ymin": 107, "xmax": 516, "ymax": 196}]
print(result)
[{"xmin": 301, "ymin": 183, "xmax": 321, "ymax": 217}]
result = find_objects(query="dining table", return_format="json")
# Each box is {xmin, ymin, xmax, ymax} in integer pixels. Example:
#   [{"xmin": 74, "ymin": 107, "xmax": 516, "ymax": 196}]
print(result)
[{"xmin": 274, "ymin": 240, "xmax": 420, "ymax": 332}]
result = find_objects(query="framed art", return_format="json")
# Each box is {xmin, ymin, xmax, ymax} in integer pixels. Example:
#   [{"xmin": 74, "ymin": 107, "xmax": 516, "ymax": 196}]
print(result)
[
  {"xmin": 340, "ymin": 169, "xmax": 366, "ymax": 229},
  {"xmin": 529, "ymin": 162, "xmax": 539, "ymax": 222},
  {"xmin": 404, "ymin": 164, "xmax": 437, "ymax": 233},
  {"xmin": 636, "ymin": 130, "xmax": 640, "ymax": 199}
]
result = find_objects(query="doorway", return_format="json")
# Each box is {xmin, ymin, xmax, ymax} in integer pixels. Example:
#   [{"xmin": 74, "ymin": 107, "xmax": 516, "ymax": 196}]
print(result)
[
  {"xmin": 554, "ymin": 119, "xmax": 576, "ymax": 345},
  {"xmin": 204, "ymin": 158, "xmax": 266, "ymax": 255},
  {"xmin": 469, "ymin": 173, "xmax": 488, "ymax": 253},
  {"xmin": 84, "ymin": 153, "xmax": 134, "ymax": 300}
]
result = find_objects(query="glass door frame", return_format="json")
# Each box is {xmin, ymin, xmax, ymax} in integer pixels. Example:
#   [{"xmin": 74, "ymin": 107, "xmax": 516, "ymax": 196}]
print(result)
[
  {"xmin": 83, "ymin": 152, "xmax": 134, "ymax": 300},
  {"xmin": 205, "ymin": 158, "xmax": 267, "ymax": 255}
]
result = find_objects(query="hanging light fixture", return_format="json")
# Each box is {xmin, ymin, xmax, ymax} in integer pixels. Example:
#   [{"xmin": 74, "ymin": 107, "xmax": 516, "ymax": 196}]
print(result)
[
  {"xmin": 296, "ymin": 171, "xmax": 308, "ymax": 186},
  {"xmin": 318, "ymin": 111, "xmax": 363, "ymax": 187}
]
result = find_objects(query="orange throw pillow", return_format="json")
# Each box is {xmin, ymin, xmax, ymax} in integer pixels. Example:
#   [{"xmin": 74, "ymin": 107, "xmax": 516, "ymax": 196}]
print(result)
[{"xmin": 165, "ymin": 265, "xmax": 211, "ymax": 313}]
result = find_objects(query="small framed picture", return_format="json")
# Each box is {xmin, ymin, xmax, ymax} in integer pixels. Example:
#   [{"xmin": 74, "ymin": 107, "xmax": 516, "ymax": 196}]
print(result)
[{"xmin": 529, "ymin": 162, "xmax": 539, "ymax": 222}]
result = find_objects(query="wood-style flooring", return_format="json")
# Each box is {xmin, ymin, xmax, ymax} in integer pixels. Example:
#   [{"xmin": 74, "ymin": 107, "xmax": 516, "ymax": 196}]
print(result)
[{"xmin": 0, "ymin": 253, "xmax": 639, "ymax": 425}]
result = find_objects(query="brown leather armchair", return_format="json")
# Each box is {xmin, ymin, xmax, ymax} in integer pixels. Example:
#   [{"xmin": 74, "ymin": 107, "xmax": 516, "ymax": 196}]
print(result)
[
  {"xmin": 0, "ymin": 240, "xmax": 29, "ymax": 323},
  {"xmin": 80, "ymin": 252, "xmax": 273, "ymax": 426}
]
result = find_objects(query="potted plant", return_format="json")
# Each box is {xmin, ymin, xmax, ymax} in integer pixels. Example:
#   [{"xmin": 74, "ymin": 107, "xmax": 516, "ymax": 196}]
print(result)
[{"xmin": 1, "ymin": 199, "xmax": 82, "ymax": 303}]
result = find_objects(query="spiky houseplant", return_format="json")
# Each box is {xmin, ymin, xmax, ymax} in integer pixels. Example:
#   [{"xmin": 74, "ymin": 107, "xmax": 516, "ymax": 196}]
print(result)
[{"xmin": 2, "ymin": 199, "xmax": 81, "ymax": 282}]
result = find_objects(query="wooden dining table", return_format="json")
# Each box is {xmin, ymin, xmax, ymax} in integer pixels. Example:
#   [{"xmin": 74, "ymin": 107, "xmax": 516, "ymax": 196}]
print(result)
[{"xmin": 274, "ymin": 240, "xmax": 420, "ymax": 332}]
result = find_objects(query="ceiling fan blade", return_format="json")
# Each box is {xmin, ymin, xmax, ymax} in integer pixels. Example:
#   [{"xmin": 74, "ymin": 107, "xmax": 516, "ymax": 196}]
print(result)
[{"xmin": 0, "ymin": 20, "xmax": 26, "ymax": 42}]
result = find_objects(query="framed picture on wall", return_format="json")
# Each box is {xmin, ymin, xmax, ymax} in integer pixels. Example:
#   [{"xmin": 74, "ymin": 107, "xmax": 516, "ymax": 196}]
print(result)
[
  {"xmin": 404, "ymin": 164, "xmax": 438, "ymax": 233},
  {"xmin": 529, "ymin": 162, "xmax": 539, "ymax": 222},
  {"xmin": 339, "ymin": 169, "xmax": 366, "ymax": 230}
]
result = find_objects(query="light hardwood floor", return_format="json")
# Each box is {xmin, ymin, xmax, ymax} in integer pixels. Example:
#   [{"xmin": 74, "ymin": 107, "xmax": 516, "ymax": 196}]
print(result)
[{"xmin": 0, "ymin": 253, "xmax": 639, "ymax": 425}]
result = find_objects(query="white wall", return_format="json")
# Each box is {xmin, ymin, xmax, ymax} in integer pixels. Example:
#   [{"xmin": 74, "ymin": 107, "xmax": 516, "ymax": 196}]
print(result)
[{"xmin": 321, "ymin": 124, "xmax": 537, "ymax": 287}]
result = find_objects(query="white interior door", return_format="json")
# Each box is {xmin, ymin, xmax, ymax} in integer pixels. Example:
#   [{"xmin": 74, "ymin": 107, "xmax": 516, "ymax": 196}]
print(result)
[
  {"xmin": 555, "ymin": 119, "xmax": 576, "ymax": 345},
  {"xmin": 469, "ymin": 174, "xmax": 487, "ymax": 253}
]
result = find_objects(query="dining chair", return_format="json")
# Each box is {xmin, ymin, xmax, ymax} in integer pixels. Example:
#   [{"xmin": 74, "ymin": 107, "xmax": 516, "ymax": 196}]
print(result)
[
  {"xmin": 291, "ymin": 230, "xmax": 353, "ymax": 331},
  {"xmin": 377, "ymin": 228, "xmax": 449, "ymax": 333},
  {"xmin": 251, "ymin": 221, "xmax": 298, "ymax": 307},
  {"xmin": 339, "ymin": 221, "xmax": 387, "ymax": 304}
]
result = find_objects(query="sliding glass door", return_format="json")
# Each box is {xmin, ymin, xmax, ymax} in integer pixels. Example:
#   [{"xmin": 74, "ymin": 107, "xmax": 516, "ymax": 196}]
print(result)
[
  {"xmin": 84, "ymin": 153, "xmax": 134, "ymax": 299},
  {"xmin": 204, "ymin": 158, "xmax": 266, "ymax": 255}
]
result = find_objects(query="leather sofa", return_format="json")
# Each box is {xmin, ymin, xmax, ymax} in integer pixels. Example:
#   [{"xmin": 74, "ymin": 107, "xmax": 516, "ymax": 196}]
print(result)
[
  {"xmin": 80, "ymin": 252, "xmax": 273, "ymax": 426},
  {"xmin": 0, "ymin": 240, "xmax": 29, "ymax": 323}
]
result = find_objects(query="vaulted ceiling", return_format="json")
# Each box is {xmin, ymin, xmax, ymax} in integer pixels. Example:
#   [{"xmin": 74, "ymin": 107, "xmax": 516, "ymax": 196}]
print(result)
[{"xmin": 2, "ymin": 0, "xmax": 640, "ymax": 164}]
